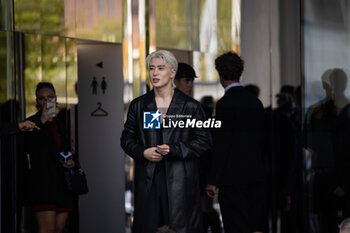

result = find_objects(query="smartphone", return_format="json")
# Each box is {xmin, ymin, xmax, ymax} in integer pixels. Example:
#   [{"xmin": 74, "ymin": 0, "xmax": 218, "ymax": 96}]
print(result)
[{"xmin": 46, "ymin": 97, "xmax": 56, "ymax": 116}]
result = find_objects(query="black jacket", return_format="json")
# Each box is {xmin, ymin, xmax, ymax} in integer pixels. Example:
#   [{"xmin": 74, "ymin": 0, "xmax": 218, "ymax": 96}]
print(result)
[
  {"xmin": 23, "ymin": 112, "xmax": 73, "ymax": 206},
  {"xmin": 209, "ymin": 86, "xmax": 266, "ymax": 186},
  {"xmin": 0, "ymin": 122, "xmax": 20, "ymax": 137},
  {"xmin": 121, "ymin": 89, "xmax": 212, "ymax": 233}
]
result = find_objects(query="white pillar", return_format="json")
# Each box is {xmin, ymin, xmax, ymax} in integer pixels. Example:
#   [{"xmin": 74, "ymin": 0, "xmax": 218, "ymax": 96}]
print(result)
[{"xmin": 77, "ymin": 42, "xmax": 125, "ymax": 233}]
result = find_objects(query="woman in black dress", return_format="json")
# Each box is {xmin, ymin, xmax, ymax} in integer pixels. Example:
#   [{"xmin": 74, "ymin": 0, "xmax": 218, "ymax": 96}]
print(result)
[{"xmin": 24, "ymin": 82, "xmax": 75, "ymax": 233}]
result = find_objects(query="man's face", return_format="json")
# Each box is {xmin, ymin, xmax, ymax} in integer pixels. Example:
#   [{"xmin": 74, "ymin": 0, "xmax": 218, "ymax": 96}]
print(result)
[
  {"xmin": 174, "ymin": 77, "xmax": 194, "ymax": 96},
  {"xmin": 149, "ymin": 58, "xmax": 175, "ymax": 89},
  {"xmin": 36, "ymin": 88, "xmax": 56, "ymax": 111}
]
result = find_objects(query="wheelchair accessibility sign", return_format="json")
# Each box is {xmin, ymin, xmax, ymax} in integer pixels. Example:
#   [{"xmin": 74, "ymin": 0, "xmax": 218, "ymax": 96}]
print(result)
[{"xmin": 143, "ymin": 110, "xmax": 161, "ymax": 129}]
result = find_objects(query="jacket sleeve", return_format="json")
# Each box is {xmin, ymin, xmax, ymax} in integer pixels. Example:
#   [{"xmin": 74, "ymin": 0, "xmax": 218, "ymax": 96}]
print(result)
[
  {"xmin": 0, "ymin": 122, "xmax": 20, "ymax": 137},
  {"xmin": 166, "ymin": 104, "xmax": 212, "ymax": 160},
  {"xmin": 120, "ymin": 101, "xmax": 147, "ymax": 162}
]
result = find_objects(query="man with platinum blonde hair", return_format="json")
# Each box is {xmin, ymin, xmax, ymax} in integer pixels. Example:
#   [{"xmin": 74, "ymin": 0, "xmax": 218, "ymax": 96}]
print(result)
[
  {"xmin": 121, "ymin": 50, "xmax": 211, "ymax": 233},
  {"xmin": 146, "ymin": 49, "xmax": 178, "ymax": 73}
]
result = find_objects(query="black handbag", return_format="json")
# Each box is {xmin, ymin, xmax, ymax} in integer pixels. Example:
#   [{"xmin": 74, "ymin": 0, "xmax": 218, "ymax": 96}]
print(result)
[{"xmin": 65, "ymin": 167, "xmax": 89, "ymax": 195}]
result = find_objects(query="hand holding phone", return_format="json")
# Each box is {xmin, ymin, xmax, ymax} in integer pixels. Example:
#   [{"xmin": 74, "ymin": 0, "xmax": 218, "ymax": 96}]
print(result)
[{"xmin": 46, "ymin": 97, "xmax": 56, "ymax": 117}]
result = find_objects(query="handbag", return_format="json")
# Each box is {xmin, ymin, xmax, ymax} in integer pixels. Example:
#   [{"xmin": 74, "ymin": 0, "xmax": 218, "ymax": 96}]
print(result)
[{"xmin": 65, "ymin": 166, "xmax": 89, "ymax": 195}]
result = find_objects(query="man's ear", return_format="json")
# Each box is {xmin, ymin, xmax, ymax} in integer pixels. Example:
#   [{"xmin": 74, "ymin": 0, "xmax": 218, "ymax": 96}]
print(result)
[{"xmin": 170, "ymin": 69, "xmax": 176, "ymax": 78}]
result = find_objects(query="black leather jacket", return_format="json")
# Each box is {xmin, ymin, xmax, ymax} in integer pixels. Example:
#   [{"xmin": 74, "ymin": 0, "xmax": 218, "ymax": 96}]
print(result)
[{"xmin": 121, "ymin": 89, "xmax": 212, "ymax": 233}]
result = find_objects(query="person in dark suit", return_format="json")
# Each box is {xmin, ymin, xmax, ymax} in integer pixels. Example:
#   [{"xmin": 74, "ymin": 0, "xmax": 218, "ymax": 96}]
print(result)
[
  {"xmin": 23, "ymin": 82, "xmax": 75, "ymax": 233},
  {"xmin": 206, "ymin": 51, "xmax": 267, "ymax": 233}
]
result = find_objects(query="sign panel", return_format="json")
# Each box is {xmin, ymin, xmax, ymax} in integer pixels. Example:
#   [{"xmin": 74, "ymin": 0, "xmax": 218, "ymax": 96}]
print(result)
[{"xmin": 78, "ymin": 42, "xmax": 124, "ymax": 233}]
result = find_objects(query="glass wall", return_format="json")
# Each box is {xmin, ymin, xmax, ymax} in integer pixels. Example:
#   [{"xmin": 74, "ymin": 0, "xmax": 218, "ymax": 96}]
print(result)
[
  {"xmin": 23, "ymin": 34, "xmax": 77, "ymax": 116},
  {"xmin": 151, "ymin": 0, "xmax": 241, "ymax": 101},
  {"xmin": 303, "ymin": 0, "xmax": 350, "ymax": 232},
  {"xmin": 14, "ymin": 0, "xmax": 123, "ymax": 43},
  {"xmin": 0, "ymin": 0, "xmax": 14, "ymax": 31}
]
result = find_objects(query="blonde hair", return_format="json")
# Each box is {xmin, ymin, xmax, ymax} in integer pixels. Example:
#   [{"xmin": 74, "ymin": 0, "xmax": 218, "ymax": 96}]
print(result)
[
  {"xmin": 146, "ymin": 50, "xmax": 178, "ymax": 72},
  {"xmin": 340, "ymin": 218, "xmax": 350, "ymax": 230}
]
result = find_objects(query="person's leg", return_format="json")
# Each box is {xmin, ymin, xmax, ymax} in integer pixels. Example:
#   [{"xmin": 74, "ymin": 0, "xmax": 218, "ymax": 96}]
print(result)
[
  {"xmin": 35, "ymin": 211, "xmax": 56, "ymax": 233},
  {"xmin": 219, "ymin": 186, "xmax": 250, "ymax": 233},
  {"xmin": 250, "ymin": 182, "xmax": 268, "ymax": 233},
  {"xmin": 55, "ymin": 212, "xmax": 69, "ymax": 233}
]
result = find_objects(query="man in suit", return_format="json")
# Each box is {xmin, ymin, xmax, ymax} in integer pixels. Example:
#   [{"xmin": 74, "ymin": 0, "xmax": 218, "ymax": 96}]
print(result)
[{"xmin": 206, "ymin": 52, "xmax": 267, "ymax": 233}]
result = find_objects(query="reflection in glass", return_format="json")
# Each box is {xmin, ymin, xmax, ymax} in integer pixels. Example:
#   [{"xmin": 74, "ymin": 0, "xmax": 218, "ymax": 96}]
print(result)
[
  {"xmin": 24, "ymin": 33, "xmax": 42, "ymax": 116},
  {"xmin": 303, "ymin": 1, "xmax": 350, "ymax": 232},
  {"xmin": 14, "ymin": 0, "xmax": 123, "ymax": 42},
  {"xmin": 155, "ymin": 0, "xmax": 199, "ymax": 50},
  {"xmin": 75, "ymin": 0, "xmax": 123, "ymax": 42},
  {"xmin": 40, "ymin": 0, "xmax": 66, "ymax": 35},
  {"xmin": 66, "ymin": 38, "xmax": 78, "ymax": 103},
  {"xmin": 14, "ymin": 0, "xmax": 41, "ymax": 32},
  {"xmin": 154, "ymin": 0, "xmax": 238, "ymax": 54},
  {"xmin": 193, "ymin": 51, "xmax": 223, "ymax": 101},
  {"xmin": 1, "ymin": 0, "xmax": 14, "ymax": 31},
  {"xmin": 0, "ymin": 31, "xmax": 14, "ymax": 103},
  {"xmin": 23, "ymin": 34, "xmax": 77, "ymax": 116}
]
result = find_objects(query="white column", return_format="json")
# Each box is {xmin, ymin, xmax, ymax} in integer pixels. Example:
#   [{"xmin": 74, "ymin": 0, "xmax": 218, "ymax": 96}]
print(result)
[
  {"xmin": 77, "ymin": 42, "xmax": 125, "ymax": 233},
  {"xmin": 241, "ymin": 0, "xmax": 280, "ymax": 107}
]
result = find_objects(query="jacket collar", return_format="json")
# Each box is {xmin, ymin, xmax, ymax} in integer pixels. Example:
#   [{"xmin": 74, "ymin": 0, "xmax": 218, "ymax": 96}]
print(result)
[
  {"xmin": 144, "ymin": 89, "xmax": 157, "ymax": 111},
  {"xmin": 225, "ymin": 85, "xmax": 243, "ymax": 95},
  {"xmin": 167, "ymin": 88, "xmax": 186, "ymax": 116}
]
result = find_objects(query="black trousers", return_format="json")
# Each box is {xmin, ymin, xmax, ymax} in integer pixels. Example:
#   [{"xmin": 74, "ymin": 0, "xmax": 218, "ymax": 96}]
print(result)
[{"xmin": 219, "ymin": 182, "xmax": 267, "ymax": 233}]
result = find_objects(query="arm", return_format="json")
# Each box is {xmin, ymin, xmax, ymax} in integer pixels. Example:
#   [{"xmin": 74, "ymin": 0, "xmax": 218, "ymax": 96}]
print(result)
[
  {"xmin": 120, "ymin": 102, "xmax": 147, "ymax": 162},
  {"xmin": 0, "ymin": 120, "xmax": 39, "ymax": 137},
  {"xmin": 18, "ymin": 120, "xmax": 40, "ymax": 131}
]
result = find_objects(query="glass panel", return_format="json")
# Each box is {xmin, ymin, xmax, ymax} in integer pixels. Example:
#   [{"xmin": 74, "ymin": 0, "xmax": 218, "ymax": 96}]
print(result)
[
  {"xmin": 66, "ymin": 38, "xmax": 78, "ymax": 103},
  {"xmin": 64, "ymin": 0, "xmax": 77, "ymax": 38},
  {"xmin": 21, "ymin": 33, "xmax": 78, "ymax": 231},
  {"xmin": 154, "ymin": 0, "xmax": 238, "ymax": 53},
  {"xmin": 193, "ymin": 51, "xmax": 223, "ymax": 101},
  {"xmin": 154, "ymin": 0, "xmax": 199, "ymax": 50},
  {"xmin": 303, "ymin": 0, "xmax": 350, "ymax": 231},
  {"xmin": 23, "ymin": 33, "xmax": 41, "ymax": 116},
  {"xmin": 14, "ymin": 0, "xmax": 122, "ymax": 42},
  {"xmin": 76, "ymin": 0, "xmax": 123, "ymax": 42},
  {"xmin": 1, "ymin": 0, "xmax": 14, "ymax": 30},
  {"xmin": 0, "ymin": 31, "xmax": 14, "ymax": 103},
  {"xmin": 14, "ymin": 0, "xmax": 41, "ymax": 33},
  {"xmin": 40, "ymin": 0, "xmax": 66, "ymax": 35},
  {"xmin": 23, "ymin": 34, "xmax": 77, "ymax": 116},
  {"xmin": 41, "ymin": 35, "xmax": 67, "ymax": 110},
  {"xmin": 217, "ymin": 0, "xmax": 234, "ymax": 54}
]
